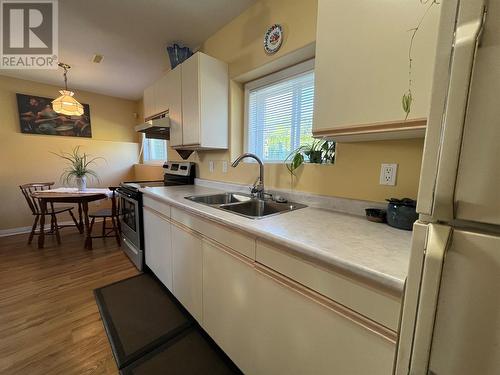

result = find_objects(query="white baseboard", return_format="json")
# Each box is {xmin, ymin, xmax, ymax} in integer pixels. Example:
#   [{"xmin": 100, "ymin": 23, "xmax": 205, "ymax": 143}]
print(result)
[
  {"xmin": 0, "ymin": 225, "xmax": 35, "ymax": 237},
  {"xmin": 0, "ymin": 218, "xmax": 103, "ymax": 238}
]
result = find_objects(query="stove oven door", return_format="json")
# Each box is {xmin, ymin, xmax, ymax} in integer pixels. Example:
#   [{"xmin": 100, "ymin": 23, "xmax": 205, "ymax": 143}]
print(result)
[{"xmin": 116, "ymin": 189, "xmax": 141, "ymax": 248}]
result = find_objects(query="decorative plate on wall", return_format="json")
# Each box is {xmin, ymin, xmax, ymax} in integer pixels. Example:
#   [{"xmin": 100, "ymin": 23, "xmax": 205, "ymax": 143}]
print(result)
[{"xmin": 264, "ymin": 24, "xmax": 283, "ymax": 55}]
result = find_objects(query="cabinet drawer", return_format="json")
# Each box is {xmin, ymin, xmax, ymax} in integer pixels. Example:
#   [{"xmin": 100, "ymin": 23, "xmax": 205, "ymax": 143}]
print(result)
[
  {"xmin": 143, "ymin": 196, "xmax": 171, "ymax": 218},
  {"xmin": 256, "ymin": 240, "xmax": 401, "ymax": 331},
  {"xmin": 171, "ymin": 207, "xmax": 255, "ymax": 259}
]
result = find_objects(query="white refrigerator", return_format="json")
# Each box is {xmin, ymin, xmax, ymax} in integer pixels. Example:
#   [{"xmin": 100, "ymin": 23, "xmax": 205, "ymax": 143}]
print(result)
[{"xmin": 395, "ymin": 0, "xmax": 500, "ymax": 374}]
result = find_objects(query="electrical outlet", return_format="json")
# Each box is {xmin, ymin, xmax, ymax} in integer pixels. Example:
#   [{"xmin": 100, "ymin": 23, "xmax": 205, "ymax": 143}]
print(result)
[
  {"xmin": 380, "ymin": 163, "xmax": 398, "ymax": 186},
  {"xmin": 222, "ymin": 161, "xmax": 228, "ymax": 173},
  {"xmin": 209, "ymin": 160, "xmax": 214, "ymax": 173}
]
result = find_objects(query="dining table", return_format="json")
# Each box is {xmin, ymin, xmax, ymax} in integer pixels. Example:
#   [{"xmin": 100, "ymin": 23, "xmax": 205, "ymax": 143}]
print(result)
[{"xmin": 31, "ymin": 188, "xmax": 112, "ymax": 250}]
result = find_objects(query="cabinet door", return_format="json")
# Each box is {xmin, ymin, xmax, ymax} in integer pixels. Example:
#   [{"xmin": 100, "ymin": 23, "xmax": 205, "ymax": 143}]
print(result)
[
  {"xmin": 181, "ymin": 53, "xmax": 201, "ymax": 146},
  {"xmin": 254, "ymin": 267, "xmax": 396, "ymax": 375},
  {"xmin": 313, "ymin": 0, "xmax": 440, "ymax": 138},
  {"xmin": 202, "ymin": 240, "xmax": 256, "ymax": 374},
  {"xmin": 171, "ymin": 223, "xmax": 203, "ymax": 322},
  {"xmin": 143, "ymin": 208, "xmax": 173, "ymax": 290},
  {"xmin": 156, "ymin": 75, "xmax": 169, "ymax": 115},
  {"xmin": 165, "ymin": 66, "xmax": 183, "ymax": 147},
  {"xmin": 143, "ymin": 84, "xmax": 156, "ymax": 119}
]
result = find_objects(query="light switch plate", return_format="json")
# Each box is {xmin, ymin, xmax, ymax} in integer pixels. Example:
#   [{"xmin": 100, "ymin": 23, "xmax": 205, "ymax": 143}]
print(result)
[
  {"xmin": 222, "ymin": 161, "xmax": 228, "ymax": 173},
  {"xmin": 209, "ymin": 160, "xmax": 214, "ymax": 173},
  {"xmin": 380, "ymin": 163, "xmax": 397, "ymax": 186}
]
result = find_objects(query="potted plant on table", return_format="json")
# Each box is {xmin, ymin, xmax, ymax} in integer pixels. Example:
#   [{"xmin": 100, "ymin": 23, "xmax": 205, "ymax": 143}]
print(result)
[{"xmin": 52, "ymin": 146, "xmax": 103, "ymax": 191}]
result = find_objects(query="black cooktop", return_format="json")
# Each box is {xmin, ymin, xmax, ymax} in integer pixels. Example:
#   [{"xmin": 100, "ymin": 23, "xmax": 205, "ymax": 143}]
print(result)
[{"xmin": 120, "ymin": 180, "xmax": 165, "ymax": 192}]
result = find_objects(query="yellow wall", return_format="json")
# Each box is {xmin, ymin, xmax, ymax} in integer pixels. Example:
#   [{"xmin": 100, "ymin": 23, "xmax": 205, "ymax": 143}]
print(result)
[
  {"xmin": 143, "ymin": 0, "xmax": 424, "ymax": 203},
  {"xmin": 134, "ymin": 164, "xmax": 164, "ymax": 180},
  {"xmin": 201, "ymin": 0, "xmax": 318, "ymax": 78},
  {"xmin": 0, "ymin": 75, "xmax": 140, "ymax": 231}
]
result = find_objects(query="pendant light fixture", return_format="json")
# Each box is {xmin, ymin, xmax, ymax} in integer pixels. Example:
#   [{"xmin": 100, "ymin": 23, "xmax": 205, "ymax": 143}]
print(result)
[{"xmin": 52, "ymin": 62, "xmax": 84, "ymax": 116}]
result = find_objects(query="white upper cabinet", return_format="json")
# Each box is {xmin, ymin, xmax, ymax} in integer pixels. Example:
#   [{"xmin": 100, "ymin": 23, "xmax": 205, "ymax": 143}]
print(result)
[
  {"xmin": 143, "ymin": 68, "xmax": 181, "ymax": 121},
  {"xmin": 181, "ymin": 54, "xmax": 200, "ymax": 146},
  {"xmin": 181, "ymin": 52, "xmax": 229, "ymax": 149},
  {"xmin": 161, "ymin": 66, "xmax": 183, "ymax": 147},
  {"xmin": 313, "ymin": 0, "xmax": 441, "ymax": 141},
  {"xmin": 142, "ymin": 52, "xmax": 228, "ymax": 149},
  {"xmin": 143, "ymin": 83, "xmax": 156, "ymax": 119}
]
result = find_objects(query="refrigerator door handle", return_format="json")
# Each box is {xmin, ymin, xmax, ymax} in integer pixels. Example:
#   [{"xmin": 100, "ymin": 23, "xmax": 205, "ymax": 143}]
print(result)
[
  {"xmin": 430, "ymin": 4, "xmax": 486, "ymax": 221},
  {"xmin": 409, "ymin": 224, "xmax": 452, "ymax": 374}
]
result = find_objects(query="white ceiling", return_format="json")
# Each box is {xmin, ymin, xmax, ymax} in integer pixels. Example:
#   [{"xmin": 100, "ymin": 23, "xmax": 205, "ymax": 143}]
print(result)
[{"xmin": 0, "ymin": 0, "xmax": 255, "ymax": 100}]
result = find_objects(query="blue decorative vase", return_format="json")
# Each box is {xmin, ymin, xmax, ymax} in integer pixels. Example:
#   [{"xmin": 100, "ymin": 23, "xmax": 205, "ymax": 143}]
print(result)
[{"xmin": 167, "ymin": 44, "xmax": 193, "ymax": 69}]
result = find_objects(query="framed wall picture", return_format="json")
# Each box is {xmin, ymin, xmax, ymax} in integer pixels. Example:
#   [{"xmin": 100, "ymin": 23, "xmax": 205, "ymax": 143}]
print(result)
[{"xmin": 16, "ymin": 93, "xmax": 92, "ymax": 138}]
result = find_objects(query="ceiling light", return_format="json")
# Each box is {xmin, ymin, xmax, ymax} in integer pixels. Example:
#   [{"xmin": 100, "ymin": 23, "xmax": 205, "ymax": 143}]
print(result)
[{"xmin": 52, "ymin": 62, "xmax": 84, "ymax": 116}]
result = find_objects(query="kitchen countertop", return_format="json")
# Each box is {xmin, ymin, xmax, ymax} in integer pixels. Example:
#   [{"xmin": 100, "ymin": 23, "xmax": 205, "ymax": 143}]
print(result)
[{"xmin": 140, "ymin": 185, "xmax": 412, "ymax": 294}]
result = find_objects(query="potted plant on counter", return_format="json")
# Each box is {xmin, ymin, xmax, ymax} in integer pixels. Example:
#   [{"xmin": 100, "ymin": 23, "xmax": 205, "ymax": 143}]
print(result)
[
  {"xmin": 285, "ymin": 139, "xmax": 335, "ymax": 178},
  {"xmin": 52, "ymin": 146, "xmax": 103, "ymax": 191}
]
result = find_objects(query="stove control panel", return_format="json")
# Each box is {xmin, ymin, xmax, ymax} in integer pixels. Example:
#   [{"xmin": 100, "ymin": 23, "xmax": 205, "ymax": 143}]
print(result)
[{"xmin": 163, "ymin": 161, "xmax": 194, "ymax": 177}]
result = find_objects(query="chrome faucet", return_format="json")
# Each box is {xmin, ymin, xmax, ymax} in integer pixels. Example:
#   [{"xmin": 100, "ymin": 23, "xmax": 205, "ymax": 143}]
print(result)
[{"xmin": 231, "ymin": 153, "xmax": 265, "ymax": 199}]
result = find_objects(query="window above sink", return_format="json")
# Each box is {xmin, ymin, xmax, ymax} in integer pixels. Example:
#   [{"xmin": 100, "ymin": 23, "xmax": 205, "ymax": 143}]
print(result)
[{"xmin": 245, "ymin": 59, "xmax": 315, "ymax": 163}]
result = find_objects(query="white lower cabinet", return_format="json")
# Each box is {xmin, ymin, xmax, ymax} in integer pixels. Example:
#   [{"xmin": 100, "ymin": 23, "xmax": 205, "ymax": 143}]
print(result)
[
  {"xmin": 202, "ymin": 240, "xmax": 257, "ymax": 374},
  {"xmin": 144, "ymin": 201, "xmax": 397, "ymax": 374},
  {"xmin": 254, "ymin": 268, "xmax": 396, "ymax": 375},
  {"xmin": 143, "ymin": 207, "xmax": 173, "ymax": 290},
  {"xmin": 171, "ymin": 223, "xmax": 203, "ymax": 322}
]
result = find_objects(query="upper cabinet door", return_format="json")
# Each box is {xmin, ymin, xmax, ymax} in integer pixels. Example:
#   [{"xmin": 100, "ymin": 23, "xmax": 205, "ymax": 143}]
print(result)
[
  {"xmin": 143, "ymin": 84, "xmax": 156, "ymax": 119},
  {"xmin": 313, "ymin": 0, "xmax": 441, "ymax": 141},
  {"xmin": 163, "ymin": 66, "xmax": 183, "ymax": 147},
  {"xmin": 180, "ymin": 52, "xmax": 229, "ymax": 149},
  {"xmin": 156, "ymin": 74, "xmax": 169, "ymax": 114},
  {"xmin": 181, "ymin": 54, "xmax": 201, "ymax": 146}
]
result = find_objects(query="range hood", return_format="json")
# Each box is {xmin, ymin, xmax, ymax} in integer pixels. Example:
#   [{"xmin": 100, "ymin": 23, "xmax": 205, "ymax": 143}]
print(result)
[{"xmin": 135, "ymin": 115, "xmax": 170, "ymax": 140}]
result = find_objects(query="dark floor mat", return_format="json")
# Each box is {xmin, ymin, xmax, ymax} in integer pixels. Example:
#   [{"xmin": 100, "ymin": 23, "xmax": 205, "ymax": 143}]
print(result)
[
  {"xmin": 94, "ymin": 274, "xmax": 193, "ymax": 369},
  {"xmin": 120, "ymin": 328, "xmax": 242, "ymax": 375}
]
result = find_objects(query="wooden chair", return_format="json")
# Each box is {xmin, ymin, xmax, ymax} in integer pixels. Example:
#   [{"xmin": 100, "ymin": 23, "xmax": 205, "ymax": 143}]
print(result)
[
  {"xmin": 20, "ymin": 182, "xmax": 81, "ymax": 245},
  {"xmin": 89, "ymin": 187, "xmax": 121, "ymax": 246}
]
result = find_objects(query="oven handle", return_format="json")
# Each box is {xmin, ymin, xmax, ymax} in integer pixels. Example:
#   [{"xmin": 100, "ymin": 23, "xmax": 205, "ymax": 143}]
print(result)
[
  {"xmin": 122, "ymin": 236, "xmax": 139, "ymax": 255},
  {"xmin": 117, "ymin": 190, "xmax": 138, "ymax": 203}
]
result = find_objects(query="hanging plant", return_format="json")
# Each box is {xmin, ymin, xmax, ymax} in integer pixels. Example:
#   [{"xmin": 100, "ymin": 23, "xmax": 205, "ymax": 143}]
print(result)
[{"xmin": 402, "ymin": 0, "xmax": 440, "ymax": 119}]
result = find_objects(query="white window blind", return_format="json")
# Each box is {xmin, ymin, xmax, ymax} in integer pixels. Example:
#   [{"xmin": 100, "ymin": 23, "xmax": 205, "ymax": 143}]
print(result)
[
  {"xmin": 143, "ymin": 136, "xmax": 167, "ymax": 163},
  {"xmin": 247, "ymin": 70, "xmax": 315, "ymax": 162}
]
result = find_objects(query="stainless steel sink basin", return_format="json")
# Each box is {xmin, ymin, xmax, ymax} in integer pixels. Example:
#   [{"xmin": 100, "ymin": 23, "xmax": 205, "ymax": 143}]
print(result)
[
  {"xmin": 220, "ymin": 199, "xmax": 307, "ymax": 218},
  {"xmin": 185, "ymin": 192, "xmax": 251, "ymax": 205},
  {"xmin": 185, "ymin": 192, "xmax": 307, "ymax": 219}
]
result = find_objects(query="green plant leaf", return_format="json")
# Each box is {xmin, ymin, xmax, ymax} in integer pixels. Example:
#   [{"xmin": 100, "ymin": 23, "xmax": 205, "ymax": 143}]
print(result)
[
  {"xmin": 52, "ymin": 146, "xmax": 105, "ymax": 185},
  {"xmin": 402, "ymin": 91, "xmax": 412, "ymax": 119}
]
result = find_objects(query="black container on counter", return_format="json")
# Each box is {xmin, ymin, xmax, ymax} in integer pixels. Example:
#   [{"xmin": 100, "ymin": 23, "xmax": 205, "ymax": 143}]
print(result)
[{"xmin": 386, "ymin": 198, "xmax": 418, "ymax": 230}]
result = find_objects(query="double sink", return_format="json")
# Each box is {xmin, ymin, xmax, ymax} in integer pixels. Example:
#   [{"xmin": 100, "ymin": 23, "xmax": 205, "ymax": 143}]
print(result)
[{"xmin": 185, "ymin": 192, "xmax": 307, "ymax": 219}]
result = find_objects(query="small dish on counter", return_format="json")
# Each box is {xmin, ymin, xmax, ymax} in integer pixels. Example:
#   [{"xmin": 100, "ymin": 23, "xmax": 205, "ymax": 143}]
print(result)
[{"xmin": 365, "ymin": 208, "xmax": 386, "ymax": 223}]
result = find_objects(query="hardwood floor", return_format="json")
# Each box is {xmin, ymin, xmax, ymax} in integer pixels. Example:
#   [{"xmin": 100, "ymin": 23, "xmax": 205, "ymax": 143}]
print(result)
[{"xmin": 0, "ymin": 229, "xmax": 139, "ymax": 374}]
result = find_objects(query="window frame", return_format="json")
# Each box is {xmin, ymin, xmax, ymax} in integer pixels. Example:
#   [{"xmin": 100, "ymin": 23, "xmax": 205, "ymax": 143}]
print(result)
[
  {"xmin": 141, "ymin": 134, "xmax": 168, "ymax": 165},
  {"xmin": 243, "ymin": 59, "xmax": 315, "ymax": 164}
]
